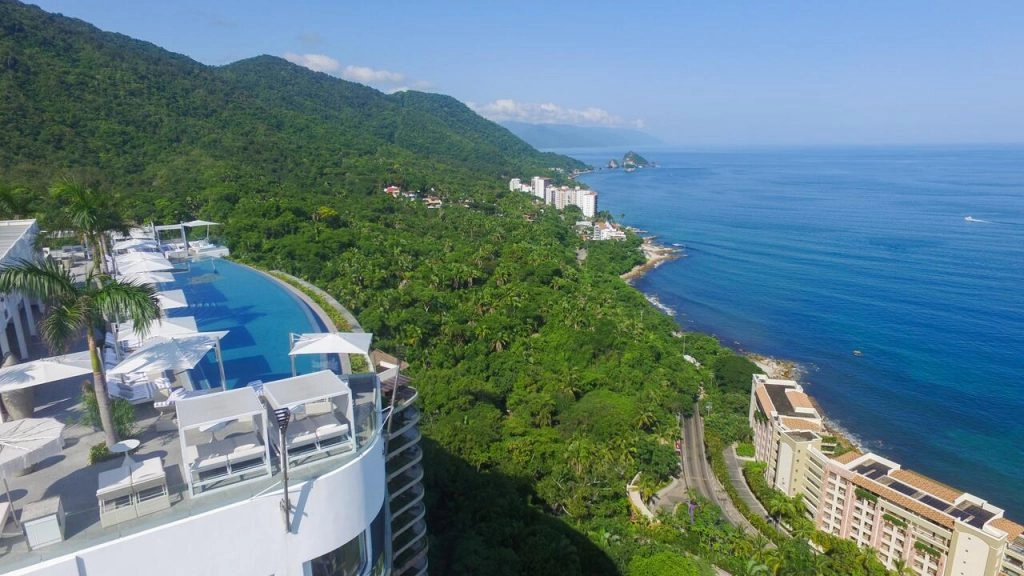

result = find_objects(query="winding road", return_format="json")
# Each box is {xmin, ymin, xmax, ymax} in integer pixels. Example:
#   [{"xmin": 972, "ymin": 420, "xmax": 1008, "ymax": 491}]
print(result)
[{"xmin": 679, "ymin": 405, "xmax": 757, "ymax": 532}]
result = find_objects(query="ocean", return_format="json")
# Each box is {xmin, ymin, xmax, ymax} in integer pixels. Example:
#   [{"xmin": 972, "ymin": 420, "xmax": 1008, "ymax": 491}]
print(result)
[{"xmin": 572, "ymin": 145, "xmax": 1024, "ymax": 520}]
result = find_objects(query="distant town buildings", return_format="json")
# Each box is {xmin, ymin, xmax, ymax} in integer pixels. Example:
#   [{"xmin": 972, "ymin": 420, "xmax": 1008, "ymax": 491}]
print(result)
[
  {"xmin": 511, "ymin": 176, "xmax": 598, "ymax": 218},
  {"xmin": 749, "ymin": 374, "xmax": 1024, "ymax": 576},
  {"xmin": 384, "ymin": 186, "xmax": 443, "ymax": 208}
]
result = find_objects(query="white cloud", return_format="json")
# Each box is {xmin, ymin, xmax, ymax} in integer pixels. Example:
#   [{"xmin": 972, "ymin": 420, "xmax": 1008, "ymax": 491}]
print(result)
[
  {"xmin": 282, "ymin": 52, "xmax": 416, "ymax": 90},
  {"xmin": 340, "ymin": 65, "xmax": 404, "ymax": 85},
  {"xmin": 283, "ymin": 52, "xmax": 340, "ymax": 74},
  {"xmin": 469, "ymin": 99, "xmax": 643, "ymax": 128}
]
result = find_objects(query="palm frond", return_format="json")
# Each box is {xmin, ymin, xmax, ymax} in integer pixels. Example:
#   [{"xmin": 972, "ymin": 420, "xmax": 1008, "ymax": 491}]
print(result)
[
  {"xmin": 0, "ymin": 258, "xmax": 77, "ymax": 301},
  {"xmin": 94, "ymin": 279, "xmax": 162, "ymax": 336},
  {"xmin": 40, "ymin": 300, "xmax": 88, "ymax": 353}
]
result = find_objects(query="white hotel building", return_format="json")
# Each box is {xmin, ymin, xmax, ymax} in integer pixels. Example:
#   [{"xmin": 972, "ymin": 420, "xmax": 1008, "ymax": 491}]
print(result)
[
  {"xmin": 513, "ymin": 178, "xmax": 598, "ymax": 218},
  {"xmin": 0, "ymin": 220, "xmax": 427, "ymax": 576},
  {"xmin": 749, "ymin": 374, "xmax": 1024, "ymax": 576}
]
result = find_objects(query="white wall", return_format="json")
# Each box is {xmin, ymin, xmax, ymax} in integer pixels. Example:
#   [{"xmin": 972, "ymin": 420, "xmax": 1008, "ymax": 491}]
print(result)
[{"xmin": 13, "ymin": 435, "xmax": 387, "ymax": 576}]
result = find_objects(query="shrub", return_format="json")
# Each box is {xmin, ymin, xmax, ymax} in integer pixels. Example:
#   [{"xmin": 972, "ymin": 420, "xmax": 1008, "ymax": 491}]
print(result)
[
  {"xmin": 88, "ymin": 442, "xmax": 112, "ymax": 464},
  {"xmin": 80, "ymin": 385, "xmax": 137, "ymax": 439},
  {"xmin": 735, "ymin": 442, "xmax": 755, "ymax": 458}
]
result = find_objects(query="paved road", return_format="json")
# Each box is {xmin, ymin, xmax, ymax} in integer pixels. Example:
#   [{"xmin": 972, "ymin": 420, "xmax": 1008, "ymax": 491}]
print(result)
[
  {"xmin": 680, "ymin": 405, "xmax": 758, "ymax": 533},
  {"xmin": 723, "ymin": 446, "xmax": 770, "ymax": 519}
]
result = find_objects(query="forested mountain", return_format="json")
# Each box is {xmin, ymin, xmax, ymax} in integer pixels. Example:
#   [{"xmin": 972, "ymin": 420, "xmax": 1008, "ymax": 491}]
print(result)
[
  {"xmin": 0, "ymin": 0, "xmax": 582, "ymax": 214},
  {"xmin": 0, "ymin": 3, "xmax": 888, "ymax": 576}
]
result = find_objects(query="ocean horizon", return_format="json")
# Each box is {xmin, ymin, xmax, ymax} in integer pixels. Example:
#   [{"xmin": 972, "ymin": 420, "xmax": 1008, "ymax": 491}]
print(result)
[{"xmin": 572, "ymin": 144, "xmax": 1024, "ymax": 520}]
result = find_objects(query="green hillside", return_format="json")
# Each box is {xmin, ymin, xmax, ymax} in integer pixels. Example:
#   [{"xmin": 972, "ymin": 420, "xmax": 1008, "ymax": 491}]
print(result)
[
  {"xmin": 0, "ymin": 3, "xmax": 879, "ymax": 576},
  {"xmin": 0, "ymin": 0, "xmax": 582, "ymax": 219}
]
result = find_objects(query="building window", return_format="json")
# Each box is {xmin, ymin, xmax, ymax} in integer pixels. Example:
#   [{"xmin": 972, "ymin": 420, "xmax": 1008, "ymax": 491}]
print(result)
[{"xmin": 304, "ymin": 532, "xmax": 367, "ymax": 576}]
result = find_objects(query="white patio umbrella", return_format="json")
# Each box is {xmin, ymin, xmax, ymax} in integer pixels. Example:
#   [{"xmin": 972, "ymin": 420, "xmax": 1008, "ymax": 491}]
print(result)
[
  {"xmin": 0, "ymin": 417, "xmax": 66, "ymax": 524},
  {"xmin": 113, "ymin": 238, "xmax": 160, "ymax": 251},
  {"xmin": 288, "ymin": 332, "xmax": 373, "ymax": 376},
  {"xmin": 108, "ymin": 331, "xmax": 229, "ymax": 388},
  {"xmin": 0, "ymin": 352, "xmax": 95, "ymax": 421},
  {"xmin": 0, "ymin": 417, "xmax": 65, "ymax": 478},
  {"xmin": 118, "ymin": 258, "xmax": 175, "ymax": 274},
  {"xmin": 120, "ymin": 270, "xmax": 175, "ymax": 285},
  {"xmin": 154, "ymin": 289, "xmax": 188, "ymax": 310},
  {"xmin": 115, "ymin": 316, "xmax": 199, "ymax": 349}
]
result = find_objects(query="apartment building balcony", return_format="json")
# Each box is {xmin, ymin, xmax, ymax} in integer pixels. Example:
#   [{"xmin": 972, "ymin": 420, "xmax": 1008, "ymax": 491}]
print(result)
[
  {"xmin": 387, "ymin": 406, "xmax": 421, "ymax": 442},
  {"xmin": 387, "ymin": 427, "xmax": 423, "ymax": 461},
  {"xmin": 390, "ymin": 482, "xmax": 425, "ymax": 519},
  {"xmin": 391, "ymin": 501, "xmax": 427, "ymax": 540},
  {"xmin": 387, "ymin": 445, "xmax": 423, "ymax": 482},
  {"xmin": 393, "ymin": 540, "xmax": 428, "ymax": 576},
  {"xmin": 392, "ymin": 519, "xmax": 427, "ymax": 559}
]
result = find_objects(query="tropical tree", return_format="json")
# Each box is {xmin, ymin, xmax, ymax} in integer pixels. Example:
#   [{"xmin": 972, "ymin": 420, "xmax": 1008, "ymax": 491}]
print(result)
[
  {"xmin": 48, "ymin": 178, "xmax": 128, "ymax": 276},
  {"xmin": 0, "ymin": 258, "xmax": 160, "ymax": 446}
]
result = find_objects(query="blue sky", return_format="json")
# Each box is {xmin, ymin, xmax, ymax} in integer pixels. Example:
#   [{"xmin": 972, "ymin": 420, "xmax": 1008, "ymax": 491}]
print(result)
[{"xmin": 30, "ymin": 0, "xmax": 1024, "ymax": 145}]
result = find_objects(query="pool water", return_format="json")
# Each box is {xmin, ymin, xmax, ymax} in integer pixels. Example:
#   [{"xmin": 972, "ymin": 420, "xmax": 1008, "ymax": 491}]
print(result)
[{"xmin": 162, "ymin": 259, "xmax": 326, "ymax": 389}]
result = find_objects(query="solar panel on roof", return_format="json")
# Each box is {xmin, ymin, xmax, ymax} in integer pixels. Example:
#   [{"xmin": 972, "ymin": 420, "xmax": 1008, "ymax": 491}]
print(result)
[
  {"xmin": 889, "ymin": 481, "xmax": 919, "ymax": 496},
  {"xmin": 919, "ymin": 494, "xmax": 950, "ymax": 511}
]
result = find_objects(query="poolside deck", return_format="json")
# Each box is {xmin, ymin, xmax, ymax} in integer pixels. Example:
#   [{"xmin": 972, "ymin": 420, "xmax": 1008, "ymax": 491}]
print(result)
[{"xmin": 0, "ymin": 368, "xmax": 380, "ymax": 572}]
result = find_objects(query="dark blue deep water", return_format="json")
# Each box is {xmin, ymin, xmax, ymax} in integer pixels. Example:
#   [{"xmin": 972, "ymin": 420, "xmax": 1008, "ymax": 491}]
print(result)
[{"xmin": 574, "ymin": 146, "xmax": 1024, "ymax": 520}]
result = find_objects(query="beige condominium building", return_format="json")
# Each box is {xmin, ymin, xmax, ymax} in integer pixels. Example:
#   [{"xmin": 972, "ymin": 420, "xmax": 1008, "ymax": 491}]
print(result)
[{"xmin": 749, "ymin": 374, "xmax": 1024, "ymax": 576}]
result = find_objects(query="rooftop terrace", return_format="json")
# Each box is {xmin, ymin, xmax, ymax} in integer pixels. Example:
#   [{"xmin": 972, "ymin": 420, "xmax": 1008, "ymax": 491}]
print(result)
[
  {"xmin": 0, "ymin": 368, "xmax": 382, "ymax": 572},
  {"xmin": 845, "ymin": 455, "xmax": 1015, "ymax": 532}
]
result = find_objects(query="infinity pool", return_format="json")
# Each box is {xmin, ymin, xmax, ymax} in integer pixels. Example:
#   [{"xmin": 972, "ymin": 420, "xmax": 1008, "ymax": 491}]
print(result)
[{"xmin": 162, "ymin": 259, "xmax": 325, "ymax": 389}]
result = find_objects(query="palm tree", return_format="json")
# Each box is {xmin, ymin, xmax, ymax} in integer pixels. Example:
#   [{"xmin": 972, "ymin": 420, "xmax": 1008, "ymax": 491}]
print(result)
[
  {"xmin": 0, "ymin": 258, "xmax": 160, "ymax": 446},
  {"xmin": 48, "ymin": 178, "xmax": 128, "ymax": 276}
]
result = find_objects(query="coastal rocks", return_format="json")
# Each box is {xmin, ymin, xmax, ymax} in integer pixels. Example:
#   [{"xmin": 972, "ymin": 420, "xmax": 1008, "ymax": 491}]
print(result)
[{"xmin": 621, "ymin": 237, "xmax": 683, "ymax": 283}]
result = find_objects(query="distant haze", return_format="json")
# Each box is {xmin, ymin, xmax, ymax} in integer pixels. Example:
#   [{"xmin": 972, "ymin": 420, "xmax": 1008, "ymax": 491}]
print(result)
[
  {"xmin": 501, "ymin": 122, "xmax": 663, "ymax": 149},
  {"xmin": 28, "ymin": 0, "xmax": 1024, "ymax": 146}
]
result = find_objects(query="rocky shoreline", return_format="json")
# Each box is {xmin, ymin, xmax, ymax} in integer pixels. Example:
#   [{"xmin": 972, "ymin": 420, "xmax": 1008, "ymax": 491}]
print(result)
[{"xmin": 620, "ymin": 235, "xmax": 683, "ymax": 283}]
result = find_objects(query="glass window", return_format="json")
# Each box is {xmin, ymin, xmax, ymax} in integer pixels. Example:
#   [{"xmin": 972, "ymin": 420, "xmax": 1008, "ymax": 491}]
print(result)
[{"xmin": 305, "ymin": 532, "xmax": 367, "ymax": 576}]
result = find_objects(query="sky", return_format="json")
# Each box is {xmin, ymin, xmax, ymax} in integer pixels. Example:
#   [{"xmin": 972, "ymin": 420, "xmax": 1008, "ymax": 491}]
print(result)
[{"xmin": 28, "ymin": 0, "xmax": 1024, "ymax": 146}]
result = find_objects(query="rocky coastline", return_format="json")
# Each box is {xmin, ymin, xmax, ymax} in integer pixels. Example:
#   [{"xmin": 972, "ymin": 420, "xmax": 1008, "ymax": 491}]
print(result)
[{"xmin": 620, "ymin": 235, "xmax": 683, "ymax": 283}]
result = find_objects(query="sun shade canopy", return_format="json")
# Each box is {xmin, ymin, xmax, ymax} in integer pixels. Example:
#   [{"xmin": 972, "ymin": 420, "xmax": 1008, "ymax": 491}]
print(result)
[
  {"xmin": 288, "ymin": 332, "xmax": 373, "ymax": 357},
  {"xmin": 0, "ymin": 352, "xmax": 94, "ymax": 393},
  {"xmin": 262, "ymin": 370, "xmax": 351, "ymax": 409},
  {"xmin": 175, "ymin": 387, "xmax": 262, "ymax": 430}
]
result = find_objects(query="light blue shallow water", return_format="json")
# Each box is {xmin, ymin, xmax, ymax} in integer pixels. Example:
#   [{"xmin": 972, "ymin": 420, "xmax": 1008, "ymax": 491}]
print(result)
[
  {"xmin": 574, "ymin": 145, "xmax": 1024, "ymax": 520},
  {"xmin": 161, "ymin": 259, "xmax": 324, "ymax": 389}
]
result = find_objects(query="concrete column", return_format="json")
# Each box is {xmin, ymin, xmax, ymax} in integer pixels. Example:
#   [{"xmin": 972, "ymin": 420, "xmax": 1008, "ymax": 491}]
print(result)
[
  {"xmin": 23, "ymin": 296, "xmax": 38, "ymax": 337},
  {"xmin": 0, "ymin": 322, "xmax": 11, "ymax": 359},
  {"xmin": 11, "ymin": 304, "xmax": 27, "ymax": 361}
]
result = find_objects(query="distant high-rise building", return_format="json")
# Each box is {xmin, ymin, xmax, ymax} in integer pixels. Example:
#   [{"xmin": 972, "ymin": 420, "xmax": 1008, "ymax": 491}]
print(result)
[
  {"xmin": 576, "ymin": 191, "xmax": 597, "ymax": 218},
  {"xmin": 532, "ymin": 177, "xmax": 548, "ymax": 200},
  {"xmin": 509, "ymin": 178, "xmax": 521, "ymax": 192}
]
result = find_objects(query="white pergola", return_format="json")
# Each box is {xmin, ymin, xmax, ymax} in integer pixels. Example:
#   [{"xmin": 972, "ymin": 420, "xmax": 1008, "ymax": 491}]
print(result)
[
  {"xmin": 175, "ymin": 387, "xmax": 270, "ymax": 496},
  {"xmin": 108, "ymin": 331, "xmax": 228, "ymax": 389},
  {"xmin": 262, "ymin": 370, "xmax": 357, "ymax": 462},
  {"xmin": 115, "ymin": 316, "xmax": 199, "ymax": 350}
]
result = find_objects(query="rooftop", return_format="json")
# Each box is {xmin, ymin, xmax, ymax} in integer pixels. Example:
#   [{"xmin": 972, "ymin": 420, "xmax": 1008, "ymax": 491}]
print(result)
[
  {"xmin": 841, "ymin": 454, "xmax": 1018, "ymax": 533},
  {"xmin": 0, "ymin": 369, "xmax": 380, "ymax": 572},
  {"xmin": 0, "ymin": 220, "xmax": 37, "ymax": 264}
]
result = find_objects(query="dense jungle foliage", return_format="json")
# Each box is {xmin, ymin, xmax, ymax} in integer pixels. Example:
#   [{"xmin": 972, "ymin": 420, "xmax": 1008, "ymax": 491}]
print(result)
[{"xmin": 1, "ymin": 2, "xmax": 901, "ymax": 574}]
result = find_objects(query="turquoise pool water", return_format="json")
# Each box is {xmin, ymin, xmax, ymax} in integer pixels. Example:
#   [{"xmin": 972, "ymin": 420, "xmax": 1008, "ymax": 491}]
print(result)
[{"xmin": 162, "ymin": 259, "xmax": 325, "ymax": 389}]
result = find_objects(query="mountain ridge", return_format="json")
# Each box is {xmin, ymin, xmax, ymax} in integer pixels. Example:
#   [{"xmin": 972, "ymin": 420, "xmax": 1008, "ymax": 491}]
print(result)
[{"xmin": 0, "ymin": 0, "xmax": 583, "ymax": 213}]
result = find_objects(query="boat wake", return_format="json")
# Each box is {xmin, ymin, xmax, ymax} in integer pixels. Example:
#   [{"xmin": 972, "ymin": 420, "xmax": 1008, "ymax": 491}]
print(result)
[{"xmin": 964, "ymin": 215, "xmax": 991, "ymax": 223}]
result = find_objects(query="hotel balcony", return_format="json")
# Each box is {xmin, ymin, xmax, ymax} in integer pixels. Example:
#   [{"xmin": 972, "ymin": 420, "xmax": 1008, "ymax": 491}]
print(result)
[{"xmin": 378, "ymin": 360, "xmax": 428, "ymax": 576}]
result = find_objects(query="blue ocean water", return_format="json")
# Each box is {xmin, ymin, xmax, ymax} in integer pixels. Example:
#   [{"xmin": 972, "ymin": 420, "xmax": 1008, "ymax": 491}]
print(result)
[
  {"xmin": 574, "ymin": 146, "xmax": 1024, "ymax": 520},
  {"xmin": 162, "ymin": 259, "xmax": 324, "ymax": 389}
]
